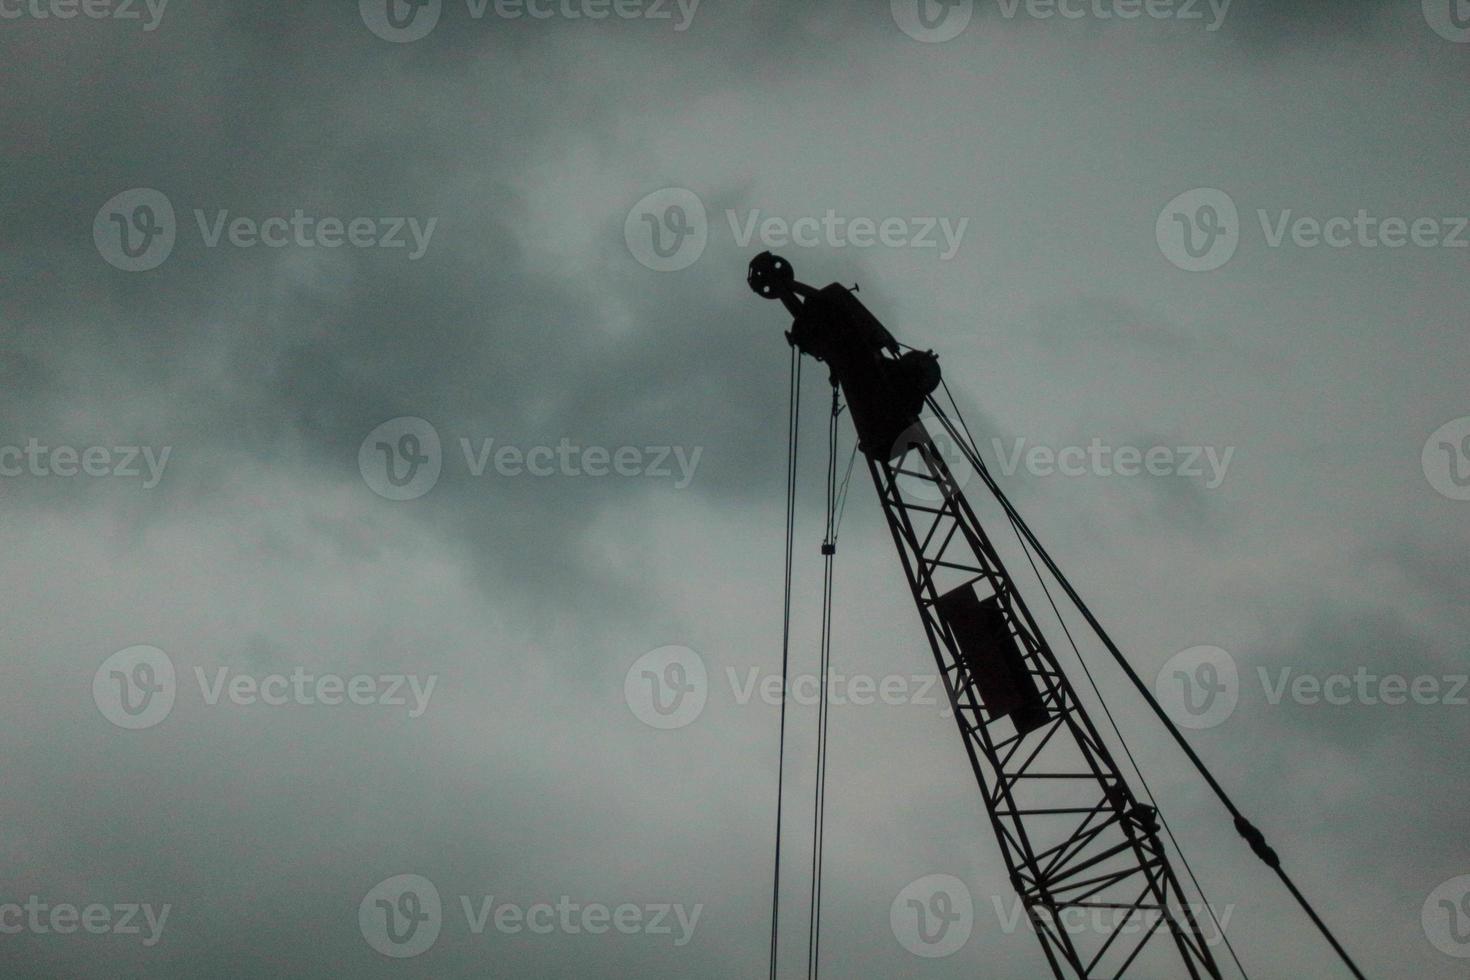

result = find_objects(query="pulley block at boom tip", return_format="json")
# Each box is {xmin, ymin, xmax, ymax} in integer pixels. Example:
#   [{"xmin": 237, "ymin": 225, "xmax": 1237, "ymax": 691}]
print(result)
[{"xmin": 748, "ymin": 251, "xmax": 941, "ymax": 462}]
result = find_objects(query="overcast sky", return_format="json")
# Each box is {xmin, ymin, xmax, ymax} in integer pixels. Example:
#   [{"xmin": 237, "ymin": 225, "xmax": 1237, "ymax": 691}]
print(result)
[{"xmin": 2, "ymin": 1, "xmax": 1468, "ymax": 977}]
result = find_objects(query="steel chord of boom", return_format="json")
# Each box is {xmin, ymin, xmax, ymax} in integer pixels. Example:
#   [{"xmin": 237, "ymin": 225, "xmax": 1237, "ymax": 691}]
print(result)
[{"xmin": 748, "ymin": 252, "xmax": 1222, "ymax": 979}]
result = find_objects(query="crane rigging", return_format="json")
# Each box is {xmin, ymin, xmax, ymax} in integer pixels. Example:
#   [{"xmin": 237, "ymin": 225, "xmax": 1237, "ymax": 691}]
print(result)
[{"xmin": 747, "ymin": 252, "xmax": 1366, "ymax": 979}]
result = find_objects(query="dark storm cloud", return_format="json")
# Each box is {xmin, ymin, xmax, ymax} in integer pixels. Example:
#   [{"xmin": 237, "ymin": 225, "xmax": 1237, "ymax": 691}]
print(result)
[
  {"xmin": 0, "ymin": 3, "xmax": 825, "ymax": 605},
  {"xmin": 2, "ymin": 2, "xmax": 1468, "ymax": 978}
]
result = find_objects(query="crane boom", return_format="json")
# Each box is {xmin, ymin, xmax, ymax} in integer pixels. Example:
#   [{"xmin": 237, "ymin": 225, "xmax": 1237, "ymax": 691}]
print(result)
[{"xmin": 749, "ymin": 251, "xmax": 1224, "ymax": 978}]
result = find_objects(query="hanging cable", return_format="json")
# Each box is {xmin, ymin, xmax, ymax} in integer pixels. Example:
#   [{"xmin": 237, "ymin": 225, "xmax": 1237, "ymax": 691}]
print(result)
[
  {"xmin": 806, "ymin": 385, "xmax": 841, "ymax": 980},
  {"xmin": 929, "ymin": 377, "xmax": 1366, "ymax": 980},
  {"xmin": 768, "ymin": 348, "xmax": 802, "ymax": 980}
]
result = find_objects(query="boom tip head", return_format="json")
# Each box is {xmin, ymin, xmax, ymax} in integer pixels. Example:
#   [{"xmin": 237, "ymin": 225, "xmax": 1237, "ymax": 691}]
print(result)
[{"xmin": 747, "ymin": 251, "xmax": 795, "ymax": 300}]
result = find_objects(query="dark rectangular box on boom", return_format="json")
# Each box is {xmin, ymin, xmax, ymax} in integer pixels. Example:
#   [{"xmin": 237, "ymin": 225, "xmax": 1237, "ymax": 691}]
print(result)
[{"xmin": 935, "ymin": 586, "xmax": 1049, "ymax": 736}]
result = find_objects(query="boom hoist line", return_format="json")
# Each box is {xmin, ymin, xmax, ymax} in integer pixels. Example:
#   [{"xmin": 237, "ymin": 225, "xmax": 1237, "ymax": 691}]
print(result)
[{"xmin": 748, "ymin": 252, "xmax": 1366, "ymax": 980}]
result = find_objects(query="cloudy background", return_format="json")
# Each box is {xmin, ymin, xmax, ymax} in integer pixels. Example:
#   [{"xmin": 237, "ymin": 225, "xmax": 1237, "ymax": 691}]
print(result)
[{"xmin": 2, "ymin": 0, "xmax": 1468, "ymax": 976}]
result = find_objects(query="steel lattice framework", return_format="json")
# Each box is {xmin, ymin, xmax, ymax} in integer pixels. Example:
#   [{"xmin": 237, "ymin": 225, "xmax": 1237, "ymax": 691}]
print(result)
[{"xmin": 869, "ymin": 423, "xmax": 1221, "ymax": 978}]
